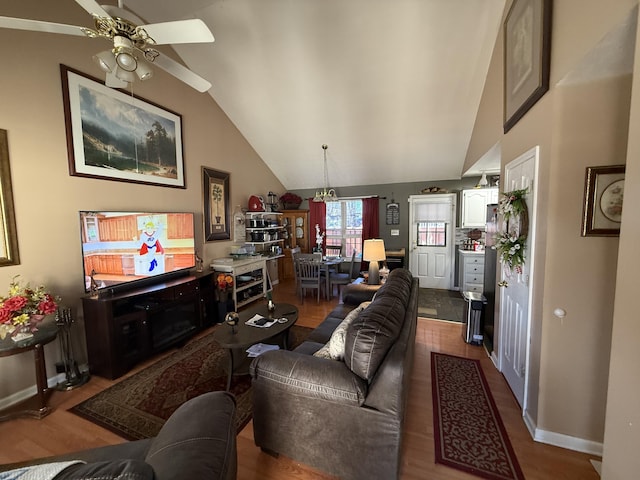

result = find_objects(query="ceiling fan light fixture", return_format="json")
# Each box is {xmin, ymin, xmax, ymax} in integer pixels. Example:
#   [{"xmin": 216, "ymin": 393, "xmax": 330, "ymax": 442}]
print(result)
[
  {"xmin": 93, "ymin": 50, "xmax": 116, "ymax": 73},
  {"xmin": 136, "ymin": 60, "xmax": 153, "ymax": 81},
  {"xmin": 113, "ymin": 35, "xmax": 137, "ymax": 72},
  {"xmin": 114, "ymin": 66, "xmax": 136, "ymax": 83}
]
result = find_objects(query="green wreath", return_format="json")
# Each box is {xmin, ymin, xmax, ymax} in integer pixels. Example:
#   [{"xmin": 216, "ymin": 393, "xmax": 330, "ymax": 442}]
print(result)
[{"xmin": 497, "ymin": 188, "xmax": 529, "ymax": 273}]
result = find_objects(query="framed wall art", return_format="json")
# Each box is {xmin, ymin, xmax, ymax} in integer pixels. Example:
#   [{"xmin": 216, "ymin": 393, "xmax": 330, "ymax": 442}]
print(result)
[
  {"xmin": 61, "ymin": 65, "xmax": 185, "ymax": 188},
  {"xmin": 0, "ymin": 129, "xmax": 20, "ymax": 266},
  {"xmin": 503, "ymin": 0, "xmax": 552, "ymax": 133},
  {"xmin": 203, "ymin": 167, "xmax": 231, "ymax": 241},
  {"xmin": 581, "ymin": 165, "xmax": 625, "ymax": 237}
]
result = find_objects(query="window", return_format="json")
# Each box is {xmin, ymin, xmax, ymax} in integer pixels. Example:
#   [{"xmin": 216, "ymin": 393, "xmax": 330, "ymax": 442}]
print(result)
[
  {"xmin": 325, "ymin": 200, "xmax": 363, "ymax": 258},
  {"xmin": 417, "ymin": 221, "xmax": 446, "ymax": 247}
]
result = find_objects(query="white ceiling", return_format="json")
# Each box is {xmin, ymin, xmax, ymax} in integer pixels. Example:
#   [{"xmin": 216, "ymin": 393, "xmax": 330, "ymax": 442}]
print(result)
[{"xmin": 125, "ymin": 0, "xmax": 506, "ymax": 189}]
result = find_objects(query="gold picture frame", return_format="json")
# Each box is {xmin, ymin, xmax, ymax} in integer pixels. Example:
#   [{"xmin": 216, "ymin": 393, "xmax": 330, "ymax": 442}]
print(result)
[
  {"xmin": 503, "ymin": 0, "xmax": 552, "ymax": 133},
  {"xmin": 0, "ymin": 129, "xmax": 20, "ymax": 266},
  {"xmin": 581, "ymin": 165, "xmax": 625, "ymax": 237},
  {"xmin": 202, "ymin": 167, "xmax": 231, "ymax": 241}
]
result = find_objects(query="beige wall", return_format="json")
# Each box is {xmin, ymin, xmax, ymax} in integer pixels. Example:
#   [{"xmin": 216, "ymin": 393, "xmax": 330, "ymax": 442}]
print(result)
[
  {"xmin": 465, "ymin": 0, "xmax": 639, "ymax": 466},
  {"xmin": 0, "ymin": 1, "xmax": 284, "ymax": 399},
  {"xmin": 602, "ymin": 5, "xmax": 640, "ymax": 479}
]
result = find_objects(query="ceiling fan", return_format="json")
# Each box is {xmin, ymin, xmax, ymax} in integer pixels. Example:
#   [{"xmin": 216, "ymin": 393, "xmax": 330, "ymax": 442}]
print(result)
[{"xmin": 0, "ymin": 0, "xmax": 214, "ymax": 92}]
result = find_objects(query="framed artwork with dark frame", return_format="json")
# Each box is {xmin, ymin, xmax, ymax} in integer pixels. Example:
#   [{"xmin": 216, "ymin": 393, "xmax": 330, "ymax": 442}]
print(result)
[
  {"xmin": 503, "ymin": 0, "xmax": 552, "ymax": 133},
  {"xmin": 203, "ymin": 167, "xmax": 231, "ymax": 241},
  {"xmin": 581, "ymin": 165, "xmax": 625, "ymax": 237},
  {"xmin": 61, "ymin": 65, "xmax": 186, "ymax": 188}
]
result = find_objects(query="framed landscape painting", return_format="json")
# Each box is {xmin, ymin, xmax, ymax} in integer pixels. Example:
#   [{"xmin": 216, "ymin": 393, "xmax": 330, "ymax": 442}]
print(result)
[
  {"xmin": 61, "ymin": 65, "xmax": 185, "ymax": 188},
  {"xmin": 581, "ymin": 165, "xmax": 625, "ymax": 237}
]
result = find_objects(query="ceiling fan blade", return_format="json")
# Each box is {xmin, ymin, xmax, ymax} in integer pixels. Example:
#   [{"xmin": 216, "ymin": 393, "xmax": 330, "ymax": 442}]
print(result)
[
  {"xmin": 0, "ymin": 16, "xmax": 87, "ymax": 36},
  {"xmin": 152, "ymin": 54, "xmax": 211, "ymax": 92},
  {"xmin": 140, "ymin": 19, "xmax": 214, "ymax": 45},
  {"xmin": 74, "ymin": 0, "xmax": 112, "ymax": 19}
]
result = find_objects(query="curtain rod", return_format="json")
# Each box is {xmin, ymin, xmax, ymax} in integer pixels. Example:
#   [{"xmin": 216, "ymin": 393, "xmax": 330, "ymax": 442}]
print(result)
[{"xmin": 336, "ymin": 195, "xmax": 387, "ymax": 200}]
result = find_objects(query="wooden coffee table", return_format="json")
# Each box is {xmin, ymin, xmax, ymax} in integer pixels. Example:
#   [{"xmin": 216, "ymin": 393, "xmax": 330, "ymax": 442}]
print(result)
[{"xmin": 212, "ymin": 302, "xmax": 298, "ymax": 390}]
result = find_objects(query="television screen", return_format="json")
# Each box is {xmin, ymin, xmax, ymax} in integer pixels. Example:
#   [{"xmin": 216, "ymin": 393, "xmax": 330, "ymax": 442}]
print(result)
[{"xmin": 79, "ymin": 211, "xmax": 196, "ymax": 293}]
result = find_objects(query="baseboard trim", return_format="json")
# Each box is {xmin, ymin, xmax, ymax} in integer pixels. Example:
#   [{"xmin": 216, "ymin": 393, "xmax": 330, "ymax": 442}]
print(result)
[
  {"xmin": 0, "ymin": 365, "xmax": 89, "ymax": 410},
  {"xmin": 523, "ymin": 409, "xmax": 603, "ymax": 456}
]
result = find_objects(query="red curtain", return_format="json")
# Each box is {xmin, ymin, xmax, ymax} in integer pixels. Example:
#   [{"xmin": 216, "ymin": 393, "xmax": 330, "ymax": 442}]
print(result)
[
  {"xmin": 362, "ymin": 197, "xmax": 379, "ymax": 241},
  {"xmin": 308, "ymin": 199, "xmax": 326, "ymax": 252}
]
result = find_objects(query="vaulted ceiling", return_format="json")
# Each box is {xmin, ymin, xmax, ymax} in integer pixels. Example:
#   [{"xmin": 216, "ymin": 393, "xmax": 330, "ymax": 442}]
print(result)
[{"xmin": 116, "ymin": 1, "xmax": 507, "ymax": 188}]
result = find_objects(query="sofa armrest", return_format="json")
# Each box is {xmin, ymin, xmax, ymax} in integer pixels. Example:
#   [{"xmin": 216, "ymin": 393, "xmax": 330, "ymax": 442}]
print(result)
[
  {"xmin": 145, "ymin": 391, "xmax": 237, "ymax": 480},
  {"xmin": 341, "ymin": 282, "xmax": 381, "ymax": 305},
  {"xmin": 250, "ymin": 350, "xmax": 367, "ymax": 405}
]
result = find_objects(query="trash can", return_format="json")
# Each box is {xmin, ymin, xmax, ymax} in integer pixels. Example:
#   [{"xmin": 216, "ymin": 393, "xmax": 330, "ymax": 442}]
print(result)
[{"xmin": 461, "ymin": 291, "xmax": 486, "ymax": 346}]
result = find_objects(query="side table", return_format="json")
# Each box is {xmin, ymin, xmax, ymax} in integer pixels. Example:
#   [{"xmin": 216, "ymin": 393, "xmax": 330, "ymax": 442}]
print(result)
[
  {"xmin": 212, "ymin": 302, "xmax": 298, "ymax": 390},
  {"xmin": 0, "ymin": 322, "xmax": 59, "ymax": 421}
]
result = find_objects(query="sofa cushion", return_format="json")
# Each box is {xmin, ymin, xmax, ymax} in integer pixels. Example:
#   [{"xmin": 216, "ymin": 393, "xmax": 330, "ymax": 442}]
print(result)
[
  {"xmin": 344, "ymin": 294, "xmax": 406, "ymax": 381},
  {"xmin": 306, "ymin": 315, "xmax": 344, "ymax": 344},
  {"xmin": 54, "ymin": 460, "xmax": 154, "ymax": 480},
  {"xmin": 314, "ymin": 302, "xmax": 371, "ymax": 360}
]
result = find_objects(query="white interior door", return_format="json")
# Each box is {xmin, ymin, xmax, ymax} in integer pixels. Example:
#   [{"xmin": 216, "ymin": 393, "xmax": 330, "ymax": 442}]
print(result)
[
  {"xmin": 498, "ymin": 147, "xmax": 538, "ymax": 408},
  {"xmin": 408, "ymin": 194, "xmax": 456, "ymax": 289}
]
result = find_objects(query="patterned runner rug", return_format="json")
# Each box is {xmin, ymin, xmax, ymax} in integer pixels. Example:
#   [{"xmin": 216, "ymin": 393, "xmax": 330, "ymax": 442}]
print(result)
[
  {"xmin": 431, "ymin": 352, "xmax": 524, "ymax": 480},
  {"xmin": 70, "ymin": 325, "xmax": 312, "ymax": 440}
]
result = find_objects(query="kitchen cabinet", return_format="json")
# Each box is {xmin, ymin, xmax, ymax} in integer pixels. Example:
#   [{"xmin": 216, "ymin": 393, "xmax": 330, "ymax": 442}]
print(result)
[
  {"xmin": 460, "ymin": 188, "xmax": 499, "ymax": 228},
  {"xmin": 459, "ymin": 250, "xmax": 485, "ymax": 293}
]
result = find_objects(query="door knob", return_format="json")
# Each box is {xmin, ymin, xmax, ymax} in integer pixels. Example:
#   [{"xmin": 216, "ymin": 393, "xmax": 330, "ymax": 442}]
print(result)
[{"xmin": 498, "ymin": 280, "xmax": 508, "ymax": 288}]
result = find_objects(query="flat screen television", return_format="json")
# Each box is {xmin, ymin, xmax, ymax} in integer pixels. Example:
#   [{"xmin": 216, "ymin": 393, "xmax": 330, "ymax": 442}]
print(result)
[{"xmin": 79, "ymin": 211, "xmax": 196, "ymax": 294}]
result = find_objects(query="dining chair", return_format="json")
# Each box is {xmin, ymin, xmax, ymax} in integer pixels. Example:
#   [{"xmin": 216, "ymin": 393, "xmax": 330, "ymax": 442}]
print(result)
[
  {"xmin": 296, "ymin": 258, "xmax": 324, "ymax": 303},
  {"xmin": 325, "ymin": 244, "xmax": 342, "ymax": 258},
  {"xmin": 329, "ymin": 250, "xmax": 357, "ymax": 300},
  {"xmin": 290, "ymin": 246, "xmax": 302, "ymax": 297}
]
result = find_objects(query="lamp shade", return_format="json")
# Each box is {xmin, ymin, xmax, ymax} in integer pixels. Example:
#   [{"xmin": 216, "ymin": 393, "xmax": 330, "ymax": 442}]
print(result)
[
  {"xmin": 363, "ymin": 239, "xmax": 386, "ymax": 262},
  {"xmin": 363, "ymin": 239, "xmax": 386, "ymax": 285}
]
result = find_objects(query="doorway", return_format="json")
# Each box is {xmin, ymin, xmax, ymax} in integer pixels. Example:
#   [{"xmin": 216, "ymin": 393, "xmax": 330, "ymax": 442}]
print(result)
[
  {"xmin": 498, "ymin": 147, "xmax": 538, "ymax": 408},
  {"xmin": 408, "ymin": 194, "xmax": 456, "ymax": 289}
]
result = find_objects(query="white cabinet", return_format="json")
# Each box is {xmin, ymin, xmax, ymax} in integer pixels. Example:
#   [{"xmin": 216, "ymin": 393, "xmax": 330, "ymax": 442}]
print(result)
[
  {"xmin": 459, "ymin": 250, "xmax": 485, "ymax": 293},
  {"xmin": 211, "ymin": 257, "xmax": 268, "ymax": 309},
  {"xmin": 461, "ymin": 188, "xmax": 499, "ymax": 228}
]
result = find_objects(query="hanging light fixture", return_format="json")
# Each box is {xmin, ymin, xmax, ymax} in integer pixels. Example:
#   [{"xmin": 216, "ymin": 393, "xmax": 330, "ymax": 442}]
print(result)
[
  {"xmin": 476, "ymin": 171, "xmax": 488, "ymax": 188},
  {"xmin": 313, "ymin": 144, "xmax": 338, "ymax": 202}
]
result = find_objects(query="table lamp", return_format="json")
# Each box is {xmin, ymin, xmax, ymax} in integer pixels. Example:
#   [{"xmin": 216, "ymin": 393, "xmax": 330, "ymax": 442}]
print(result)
[{"xmin": 363, "ymin": 239, "xmax": 386, "ymax": 285}]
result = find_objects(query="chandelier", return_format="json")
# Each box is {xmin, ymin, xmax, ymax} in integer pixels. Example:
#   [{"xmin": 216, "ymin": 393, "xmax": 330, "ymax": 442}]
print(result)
[{"xmin": 313, "ymin": 144, "xmax": 338, "ymax": 203}]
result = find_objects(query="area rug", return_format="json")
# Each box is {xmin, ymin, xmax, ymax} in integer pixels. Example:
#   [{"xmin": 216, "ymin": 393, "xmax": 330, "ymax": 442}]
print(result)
[
  {"xmin": 418, "ymin": 288, "xmax": 465, "ymax": 322},
  {"xmin": 431, "ymin": 352, "xmax": 524, "ymax": 480},
  {"xmin": 70, "ymin": 325, "xmax": 312, "ymax": 441}
]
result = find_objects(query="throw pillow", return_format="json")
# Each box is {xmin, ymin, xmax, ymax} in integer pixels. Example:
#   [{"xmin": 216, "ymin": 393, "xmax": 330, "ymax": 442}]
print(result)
[{"xmin": 313, "ymin": 302, "xmax": 371, "ymax": 361}]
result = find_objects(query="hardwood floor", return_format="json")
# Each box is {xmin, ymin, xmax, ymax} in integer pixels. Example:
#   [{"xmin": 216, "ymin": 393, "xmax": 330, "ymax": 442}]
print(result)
[{"xmin": 0, "ymin": 279, "xmax": 601, "ymax": 479}]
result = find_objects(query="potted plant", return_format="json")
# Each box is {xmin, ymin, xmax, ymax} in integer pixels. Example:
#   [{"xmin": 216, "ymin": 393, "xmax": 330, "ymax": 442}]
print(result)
[{"xmin": 280, "ymin": 192, "xmax": 302, "ymax": 210}]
